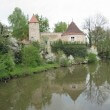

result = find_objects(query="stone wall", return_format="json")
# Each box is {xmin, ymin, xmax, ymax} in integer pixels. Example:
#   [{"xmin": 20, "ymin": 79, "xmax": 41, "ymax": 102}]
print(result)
[
  {"xmin": 41, "ymin": 32, "xmax": 62, "ymax": 42},
  {"xmin": 29, "ymin": 23, "xmax": 40, "ymax": 41}
]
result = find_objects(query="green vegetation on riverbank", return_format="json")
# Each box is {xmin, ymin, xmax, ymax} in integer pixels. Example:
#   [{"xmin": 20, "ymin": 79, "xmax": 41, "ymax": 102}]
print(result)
[
  {"xmin": 0, "ymin": 64, "xmax": 59, "ymax": 80},
  {"xmin": 0, "ymin": 34, "xmax": 97, "ymax": 82}
]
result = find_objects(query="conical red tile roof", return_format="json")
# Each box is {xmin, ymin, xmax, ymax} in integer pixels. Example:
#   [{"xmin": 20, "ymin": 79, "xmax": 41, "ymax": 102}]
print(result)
[
  {"xmin": 29, "ymin": 15, "xmax": 39, "ymax": 23},
  {"xmin": 62, "ymin": 22, "xmax": 85, "ymax": 36}
]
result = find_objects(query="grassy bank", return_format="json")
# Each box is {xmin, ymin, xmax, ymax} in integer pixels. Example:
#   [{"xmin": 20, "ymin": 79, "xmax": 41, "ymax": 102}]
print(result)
[{"xmin": 0, "ymin": 64, "xmax": 60, "ymax": 82}]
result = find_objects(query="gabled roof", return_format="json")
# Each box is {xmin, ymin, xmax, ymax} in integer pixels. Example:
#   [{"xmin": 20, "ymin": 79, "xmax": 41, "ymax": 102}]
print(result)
[
  {"xmin": 62, "ymin": 21, "xmax": 85, "ymax": 36},
  {"xmin": 29, "ymin": 15, "xmax": 39, "ymax": 23}
]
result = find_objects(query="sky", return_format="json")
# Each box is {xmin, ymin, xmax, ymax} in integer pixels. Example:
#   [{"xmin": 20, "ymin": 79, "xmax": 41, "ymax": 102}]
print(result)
[{"xmin": 0, "ymin": 0, "xmax": 110, "ymax": 31}]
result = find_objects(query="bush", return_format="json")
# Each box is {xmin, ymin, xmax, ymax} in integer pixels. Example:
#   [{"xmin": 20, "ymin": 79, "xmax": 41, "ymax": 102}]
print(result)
[
  {"xmin": 88, "ymin": 53, "xmax": 97, "ymax": 63},
  {"xmin": 51, "ymin": 40, "xmax": 87, "ymax": 57},
  {"xmin": 0, "ymin": 36, "xmax": 9, "ymax": 54},
  {"xmin": 57, "ymin": 51, "xmax": 69, "ymax": 67},
  {"xmin": 56, "ymin": 50, "xmax": 64, "ymax": 62},
  {"xmin": 45, "ymin": 53, "xmax": 56, "ymax": 64},
  {"xmin": 32, "ymin": 41, "xmax": 40, "ymax": 50},
  {"xmin": 59, "ymin": 55, "xmax": 68, "ymax": 67},
  {"xmin": 0, "ymin": 53, "xmax": 15, "ymax": 72},
  {"xmin": 14, "ymin": 51, "xmax": 22, "ymax": 64},
  {"xmin": 22, "ymin": 44, "xmax": 43, "ymax": 67},
  {"xmin": 68, "ymin": 55, "xmax": 75, "ymax": 65}
]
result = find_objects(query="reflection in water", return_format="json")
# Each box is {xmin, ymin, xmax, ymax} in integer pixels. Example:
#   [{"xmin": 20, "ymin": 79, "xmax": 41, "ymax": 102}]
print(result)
[
  {"xmin": 0, "ymin": 62, "xmax": 110, "ymax": 110},
  {"xmin": 84, "ymin": 62, "xmax": 110, "ymax": 106}
]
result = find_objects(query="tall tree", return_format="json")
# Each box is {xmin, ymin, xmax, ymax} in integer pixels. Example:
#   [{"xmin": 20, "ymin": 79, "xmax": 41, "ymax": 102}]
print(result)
[
  {"xmin": 36, "ymin": 14, "xmax": 49, "ymax": 32},
  {"xmin": 0, "ymin": 22, "xmax": 10, "ymax": 54},
  {"xmin": 83, "ymin": 14, "xmax": 107, "ymax": 47},
  {"xmin": 8, "ymin": 7, "xmax": 28, "ymax": 40},
  {"xmin": 54, "ymin": 22, "xmax": 67, "ymax": 32},
  {"xmin": 0, "ymin": 22, "xmax": 9, "ymax": 37},
  {"xmin": 91, "ymin": 26, "xmax": 106, "ymax": 46},
  {"xmin": 83, "ymin": 17, "xmax": 93, "ymax": 47}
]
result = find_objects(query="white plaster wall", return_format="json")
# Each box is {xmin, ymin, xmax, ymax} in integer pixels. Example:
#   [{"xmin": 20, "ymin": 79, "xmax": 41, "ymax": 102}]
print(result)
[{"xmin": 61, "ymin": 35, "xmax": 86, "ymax": 43}]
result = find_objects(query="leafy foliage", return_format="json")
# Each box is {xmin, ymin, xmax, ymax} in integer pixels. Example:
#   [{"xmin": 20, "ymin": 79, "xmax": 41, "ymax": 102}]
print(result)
[
  {"xmin": 54, "ymin": 22, "xmax": 67, "ymax": 32},
  {"xmin": 91, "ymin": 26, "xmax": 106, "ymax": 46},
  {"xmin": 36, "ymin": 14, "xmax": 50, "ymax": 32},
  {"xmin": 14, "ymin": 51, "xmax": 22, "ymax": 64},
  {"xmin": 88, "ymin": 53, "xmax": 97, "ymax": 63},
  {"xmin": 83, "ymin": 14, "xmax": 107, "ymax": 47},
  {"xmin": 56, "ymin": 51, "xmax": 68, "ymax": 67},
  {"xmin": 22, "ymin": 44, "xmax": 43, "ymax": 67},
  {"xmin": 96, "ymin": 30, "xmax": 110, "ymax": 59},
  {"xmin": 8, "ymin": 7, "xmax": 28, "ymax": 40},
  {"xmin": 0, "ymin": 53, "xmax": 15, "ymax": 73},
  {"xmin": 0, "ymin": 36, "xmax": 9, "ymax": 54},
  {"xmin": 51, "ymin": 40, "xmax": 87, "ymax": 58},
  {"xmin": 59, "ymin": 55, "xmax": 68, "ymax": 67},
  {"xmin": 0, "ymin": 22, "xmax": 9, "ymax": 37}
]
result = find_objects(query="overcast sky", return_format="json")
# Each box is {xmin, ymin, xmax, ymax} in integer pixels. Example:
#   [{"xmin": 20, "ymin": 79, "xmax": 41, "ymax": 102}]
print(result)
[{"xmin": 0, "ymin": 0, "xmax": 110, "ymax": 30}]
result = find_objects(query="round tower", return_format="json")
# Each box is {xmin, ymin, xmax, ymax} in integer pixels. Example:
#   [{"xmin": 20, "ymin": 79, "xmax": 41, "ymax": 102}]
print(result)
[{"xmin": 29, "ymin": 15, "xmax": 40, "ymax": 41}]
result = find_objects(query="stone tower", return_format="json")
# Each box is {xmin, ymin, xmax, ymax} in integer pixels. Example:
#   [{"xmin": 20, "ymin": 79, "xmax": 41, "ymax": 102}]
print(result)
[{"xmin": 29, "ymin": 15, "xmax": 40, "ymax": 41}]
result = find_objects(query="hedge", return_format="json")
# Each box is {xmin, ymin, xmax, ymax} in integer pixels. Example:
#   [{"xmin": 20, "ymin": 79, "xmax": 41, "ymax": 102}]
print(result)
[{"xmin": 51, "ymin": 40, "xmax": 87, "ymax": 58}]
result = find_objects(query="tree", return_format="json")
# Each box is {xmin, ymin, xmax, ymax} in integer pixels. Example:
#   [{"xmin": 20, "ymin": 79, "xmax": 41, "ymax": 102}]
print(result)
[
  {"xmin": 83, "ymin": 17, "xmax": 93, "ymax": 47},
  {"xmin": 91, "ymin": 26, "xmax": 106, "ymax": 46},
  {"xmin": 8, "ymin": 7, "xmax": 28, "ymax": 40},
  {"xmin": 97, "ymin": 30, "xmax": 110, "ymax": 58},
  {"xmin": 0, "ymin": 22, "xmax": 9, "ymax": 37},
  {"xmin": 54, "ymin": 22, "xmax": 67, "ymax": 32},
  {"xmin": 83, "ymin": 14, "xmax": 108, "ymax": 47},
  {"xmin": 36, "ymin": 14, "xmax": 49, "ymax": 32}
]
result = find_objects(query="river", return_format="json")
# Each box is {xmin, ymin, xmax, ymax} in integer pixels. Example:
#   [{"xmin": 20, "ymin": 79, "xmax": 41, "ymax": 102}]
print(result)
[{"xmin": 0, "ymin": 61, "xmax": 110, "ymax": 110}]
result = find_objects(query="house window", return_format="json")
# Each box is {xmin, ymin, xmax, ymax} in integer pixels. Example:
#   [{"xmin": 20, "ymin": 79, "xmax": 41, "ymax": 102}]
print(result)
[{"xmin": 71, "ymin": 37, "xmax": 75, "ymax": 41}]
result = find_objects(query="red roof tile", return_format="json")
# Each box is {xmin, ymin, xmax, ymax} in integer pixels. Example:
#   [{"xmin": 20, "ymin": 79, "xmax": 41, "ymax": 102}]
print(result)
[
  {"xmin": 62, "ymin": 22, "xmax": 85, "ymax": 36},
  {"xmin": 29, "ymin": 15, "xmax": 39, "ymax": 23}
]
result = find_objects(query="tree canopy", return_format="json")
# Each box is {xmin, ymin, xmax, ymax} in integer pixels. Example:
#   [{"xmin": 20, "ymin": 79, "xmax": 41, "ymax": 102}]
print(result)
[
  {"xmin": 8, "ymin": 7, "xmax": 28, "ymax": 40},
  {"xmin": 36, "ymin": 14, "xmax": 50, "ymax": 32},
  {"xmin": 0, "ymin": 22, "xmax": 9, "ymax": 37},
  {"xmin": 54, "ymin": 22, "xmax": 67, "ymax": 32},
  {"xmin": 83, "ymin": 14, "xmax": 108, "ymax": 47}
]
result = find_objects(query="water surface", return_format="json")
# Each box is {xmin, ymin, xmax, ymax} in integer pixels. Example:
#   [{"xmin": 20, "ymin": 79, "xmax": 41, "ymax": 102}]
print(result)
[{"xmin": 0, "ymin": 61, "xmax": 110, "ymax": 110}]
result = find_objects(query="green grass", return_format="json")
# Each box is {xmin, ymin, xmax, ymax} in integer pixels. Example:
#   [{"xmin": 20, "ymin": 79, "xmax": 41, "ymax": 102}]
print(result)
[{"xmin": 0, "ymin": 64, "xmax": 60, "ymax": 80}]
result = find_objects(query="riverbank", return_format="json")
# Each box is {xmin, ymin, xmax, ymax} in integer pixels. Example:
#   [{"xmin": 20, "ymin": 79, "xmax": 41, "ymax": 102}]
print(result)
[{"xmin": 0, "ymin": 64, "xmax": 60, "ymax": 82}]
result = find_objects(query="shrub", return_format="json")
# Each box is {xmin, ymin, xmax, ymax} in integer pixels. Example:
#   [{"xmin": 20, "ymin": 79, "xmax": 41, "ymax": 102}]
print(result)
[
  {"xmin": 68, "ymin": 55, "xmax": 75, "ymax": 65},
  {"xmin": 32, "ymin": 41, "xmax": 40, "ymax": 50},
  {"xmin": 59, "ymin": 55, "xmax": 68, "ymax": 67},
  {"xmin": 56, "ymin": 50, "xmax": 65, "ymax": 62},
  {"xmin": 45, "ymin": 53, "xmax": 56, "ymax": 64},
  {"xmin": 58, "ymin": 51, "xmax": 69, "ymax": 67},
  {"xmin": 0, "ymin": 36, "xmax": 9, "ymax": 54},
  {"xmin": 22, "ymin": 44, "xmax": 43, "ymax": 67},
  {"xmin": 14, "ymin": 51, "xmax": 22, "ymax": 64},
  {"xmin": 0, "ymin": 53, "xmax": 15, "ymax": 72},
  {"xmin": 88, "ymin": 53, "xmax": 97, "ymax": 63},
  {"xmin": 51, "ymin": 40, "xmax": 87, "ymax": 58}
]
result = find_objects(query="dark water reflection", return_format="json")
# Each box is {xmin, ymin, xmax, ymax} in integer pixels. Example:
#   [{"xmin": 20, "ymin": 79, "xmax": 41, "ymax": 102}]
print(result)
[{"xmin": 0, "ymin": 61, "xmax": 110, "ymax": 110}]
